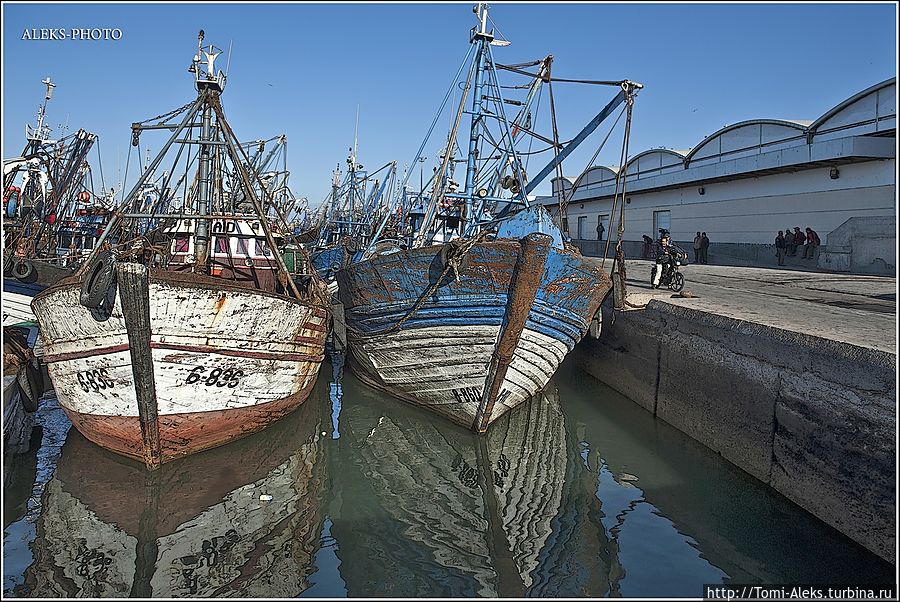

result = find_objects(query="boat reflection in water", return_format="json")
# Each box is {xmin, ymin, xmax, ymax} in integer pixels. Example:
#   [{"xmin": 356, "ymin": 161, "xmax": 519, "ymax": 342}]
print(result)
[
  {"xmin": 24, "ymin": 391, "xmax": 325, "ymax": 597},
  {"xmin": 330, "ymin": 373, "xmax": 623, "ymax": 598},
  {"xmin": 14, "ymin": 359, "xmax": 893, "ymax": 598}
]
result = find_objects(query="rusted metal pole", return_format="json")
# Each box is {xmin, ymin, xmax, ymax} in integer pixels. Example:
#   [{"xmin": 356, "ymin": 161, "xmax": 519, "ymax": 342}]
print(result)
[
  {"xmin": 474, "ymin": 232, "xmax": 552, "ymax": 433},
  {"xmin": 117, "ymin": 262, "xmax": 161, "ymax": 470}
]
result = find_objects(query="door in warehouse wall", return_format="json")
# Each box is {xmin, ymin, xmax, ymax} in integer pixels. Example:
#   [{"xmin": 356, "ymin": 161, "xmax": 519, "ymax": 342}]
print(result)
[
  {"xmin": 577, "ymin": 216, "xmax": 587, "ymax": 239},
  {"xmin": 654, "ymin": 210, "xmax": 671, "ymax": 237},
  {"xmin": 598, "ymin": 214, "xmax": 609, "ymax": 240}
]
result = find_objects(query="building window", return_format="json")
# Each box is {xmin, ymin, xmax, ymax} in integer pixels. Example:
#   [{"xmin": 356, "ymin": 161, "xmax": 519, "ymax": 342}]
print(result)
[
  {"xmin": 653, "ymin": 210, "xmax": 671, "ymax": 237},
  {"xmin": 577, "ymin": 216, "xmax": 588, "ymax": 240}
]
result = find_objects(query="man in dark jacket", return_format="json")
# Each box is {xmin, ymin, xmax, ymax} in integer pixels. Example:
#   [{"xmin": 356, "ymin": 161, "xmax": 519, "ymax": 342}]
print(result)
[
  {"xmin": 775, "ymin": 231, "xmax": 787, "ymax": 266},
  {"xmin": 700, "ymin": 232, "xmax": 710, "ymax": 264},
  {"xmin": 652, "ymin": 233, "xmax": 675, "ymax": 288},
  {"xmin": 792, "ymin": 227, "xmax": 805, "ymax": 255},
  {"xmin": 803, "ymin": 227, "xmax": 821, "ymax": 259},
  {"xmin": 786, "ymin": 226, "xmax": 798, "ymax": 255}
]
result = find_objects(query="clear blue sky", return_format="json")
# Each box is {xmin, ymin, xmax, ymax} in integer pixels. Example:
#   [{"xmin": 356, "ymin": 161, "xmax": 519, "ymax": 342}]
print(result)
[{"xmin": 3, "ymin": 2, "xmax": 897, "ymax": 206}]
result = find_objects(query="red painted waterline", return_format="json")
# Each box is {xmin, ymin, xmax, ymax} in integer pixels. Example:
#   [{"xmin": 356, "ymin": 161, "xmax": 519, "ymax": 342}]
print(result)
[{"xmin": 61, "ymin": 377, "xmax": 318, "ymax": 464}]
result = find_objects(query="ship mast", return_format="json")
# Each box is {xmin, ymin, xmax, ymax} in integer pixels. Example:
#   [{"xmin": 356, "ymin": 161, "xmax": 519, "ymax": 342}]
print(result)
[
  {"xmin": 25, "ymin": 77, "xmax": 56, "ymax": 153},
  {"xmin": 190, "ymin": 29, "xmax": 225, "ymax": 270},
  {"xmin": 462, "ymin": 3, "xmax": 493, "ymax": 235}
]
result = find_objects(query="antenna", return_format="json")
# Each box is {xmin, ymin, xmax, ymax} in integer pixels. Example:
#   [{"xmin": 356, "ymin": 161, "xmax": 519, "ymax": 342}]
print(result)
[
  {"xmin": 42, "ymin": 77, "xmax": 55, "ymax": 100},
  {"xmin": 225, "ymin": 39, "xmax": 233, "ymax": 75}
]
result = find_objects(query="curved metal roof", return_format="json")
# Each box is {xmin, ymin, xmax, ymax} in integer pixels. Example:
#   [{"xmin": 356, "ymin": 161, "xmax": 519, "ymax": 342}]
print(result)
[
  {"xmin": 624, "ymin": 148, "xmax": 688, "ymax": 171},
  {"xmin": 808, "ymin": 77, "xmax": 895, "ymax": 134},
  {"xmin": 684, "ymin": 119, "xmax": 810, "ymax": 164}
]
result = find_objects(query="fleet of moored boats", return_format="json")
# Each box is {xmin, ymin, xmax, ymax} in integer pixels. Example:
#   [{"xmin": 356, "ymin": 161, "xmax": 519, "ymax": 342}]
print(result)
[{"xmin": 3, "ymin": 4, "xmax": 642, "ymax": 469}]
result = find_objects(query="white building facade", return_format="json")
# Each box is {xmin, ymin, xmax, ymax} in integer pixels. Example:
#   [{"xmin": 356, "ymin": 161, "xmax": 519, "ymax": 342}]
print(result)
[{"xmin": 542, "ymin": 79, "xmax": 896, "ymax": 274}]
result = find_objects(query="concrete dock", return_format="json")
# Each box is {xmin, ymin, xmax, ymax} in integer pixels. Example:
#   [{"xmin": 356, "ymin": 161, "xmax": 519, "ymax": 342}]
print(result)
[{"xmin": 575, "ymin": 260, "xmax": 896, "ymax": 563}]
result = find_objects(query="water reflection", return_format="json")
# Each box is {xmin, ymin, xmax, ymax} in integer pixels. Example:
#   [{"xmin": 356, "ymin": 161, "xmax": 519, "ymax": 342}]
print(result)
[
  {"xmin": 329, "ymin": 376, "xmax": 571, "ymax": 597},
  {"xmin": 23, "ymin": 395, "xmax": 325, "ymax": 597},
  {"xmin": 6, "ymin": 358, "xmax": 894, "ymax": 598},
  {"xmin": 329, "ymin": 350, "xmax": 345, "ymax": 440},
  {"xmin": 553, "ymin": 360, "xmax": 894, "ymax": 595}
]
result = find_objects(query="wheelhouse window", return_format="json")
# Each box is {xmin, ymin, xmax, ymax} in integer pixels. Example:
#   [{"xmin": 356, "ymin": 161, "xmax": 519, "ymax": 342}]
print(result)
[
  {"xmin": 234, "ymin": 238, "xmax": 250, "ymax": 256},
  {"xmin": 173, "ymin": 234, "xmax": 190, "ymax": 253},
  {"xmin": 256, "ymin": 238, "xmax": 272, "ymax": 257},
  {"xmin": 213, "ymin": 236, "xmax": 228, "ymax": 255}
]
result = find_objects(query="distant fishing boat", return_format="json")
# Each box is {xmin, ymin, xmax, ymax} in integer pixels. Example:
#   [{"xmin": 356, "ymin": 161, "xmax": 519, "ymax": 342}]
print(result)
[
  {"xmin": 31, "ymin": 31, "xmax": 328, "ymax": 467},
  {"xmin": 311, "ymin": 138, "xmax": 397, "ymax": 283},
  {"xmin": 337, "ymin": 4, "xmax": 641, "ymax": 431},
  {"xmin": 3, "ymin": 77, "xmax": 112, "ymax": 325}
]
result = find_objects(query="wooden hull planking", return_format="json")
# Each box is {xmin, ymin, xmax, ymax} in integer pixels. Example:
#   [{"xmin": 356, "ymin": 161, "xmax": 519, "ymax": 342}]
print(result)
[
  {"xmin": 337, "ymin": 239, "xmax": 610, "ymax": 429},
  {"xmin": 31, "ymin": 273, "xmax": 327, "ymax": 463}
]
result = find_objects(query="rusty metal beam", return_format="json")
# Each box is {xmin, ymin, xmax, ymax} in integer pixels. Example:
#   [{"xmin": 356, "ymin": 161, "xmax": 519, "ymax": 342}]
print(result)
[{"xmin": 474, "ymin": 232, "xmax": 552, "ymax": 432}]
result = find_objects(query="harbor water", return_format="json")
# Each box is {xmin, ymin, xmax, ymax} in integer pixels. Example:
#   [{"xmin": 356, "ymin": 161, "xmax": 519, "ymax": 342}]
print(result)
[{"xmin": 3, "ymin": 356, "xmax": 893, "ymax": 597}]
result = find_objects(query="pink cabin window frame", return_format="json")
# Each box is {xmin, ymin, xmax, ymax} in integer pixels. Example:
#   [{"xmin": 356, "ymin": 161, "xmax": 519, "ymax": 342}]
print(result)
[{"xmin": 173, "ymin": 234, "xmax": 190, "ymax": 253}]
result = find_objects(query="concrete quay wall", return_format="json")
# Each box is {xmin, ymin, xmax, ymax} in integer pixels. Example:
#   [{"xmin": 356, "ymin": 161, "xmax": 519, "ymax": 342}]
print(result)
[{"xmin": 575, "ymin": 299, "xmax": 896, "ymax": 563}]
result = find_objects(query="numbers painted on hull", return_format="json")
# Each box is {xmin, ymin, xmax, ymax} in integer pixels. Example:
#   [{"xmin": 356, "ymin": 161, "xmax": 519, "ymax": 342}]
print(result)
[
  {"xmin": 76, "ymin": 368, "xmax": 116, "ymax": 393},
  {"xmin": 185, "ymin": 366, "xmax": 244, "ymax": 388},
  {"xmin": 451, "ymin": 387, "xmax": 513, "ymax": 406}
]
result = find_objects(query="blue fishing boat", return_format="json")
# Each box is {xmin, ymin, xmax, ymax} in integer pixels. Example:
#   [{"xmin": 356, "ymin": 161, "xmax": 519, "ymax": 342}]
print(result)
[
  {"xmin": 311, "ymin": 136, "xmax": 397, "ymax": 283},
  {"xmin": 3, "ymin": 77, "xmax": 111, "ymax": 325},
  {"xmin": 337, "ymin": 4, "xmax": 641, "ymax": 431}
]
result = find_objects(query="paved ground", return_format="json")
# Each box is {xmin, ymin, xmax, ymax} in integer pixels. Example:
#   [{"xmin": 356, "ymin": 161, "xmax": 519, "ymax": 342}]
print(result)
[{"xmin": 616, "ymin": 260, "xmax": 897, "ymax": 355}]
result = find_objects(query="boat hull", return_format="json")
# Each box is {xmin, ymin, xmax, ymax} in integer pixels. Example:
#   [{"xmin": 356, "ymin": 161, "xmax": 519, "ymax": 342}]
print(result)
[
  {"xmin": 31, "ymin": 271, "xmax": 327, "ymax": 463},
  {"xmin": 336, "ymin": 239, "xmax": 610, "ymax": 429},
  {"xmin": 2, "ymin": 278, "xmax": 44, "ymax": 325}
]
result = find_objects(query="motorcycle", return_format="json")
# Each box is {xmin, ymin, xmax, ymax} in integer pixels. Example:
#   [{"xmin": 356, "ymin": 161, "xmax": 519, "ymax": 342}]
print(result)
[{"xmin": 651, "ymin": 248, "xmax": 686, "ymax": 292}]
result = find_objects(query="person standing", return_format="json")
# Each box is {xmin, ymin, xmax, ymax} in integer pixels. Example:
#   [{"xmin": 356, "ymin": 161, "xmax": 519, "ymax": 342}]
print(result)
[
  {"xmin": 775, "ymin": 231, "xmax": 787, "ymax": 266},
  {"xmin": 700, "ymin": 232, "xmax": 710, "ymax": 264},
  {"xmin": 803, "ymin": 227, "xmax": 821, "ymax": 259},
  {"xmin": 792, "ymin": 227, "xmax": 805, "ymax": 256},
  {"xmin": 692, "ymin": 231, "xmax": 702, "ymax": 263},
  {"xmin": 786, "ymin": 225, "xmax": 798, "ymax": 255},
  {"xmin": 642, "ymin": 234, "xmax": 653, "ymax": 259},
  {"xmin": 596, "ymin": 220, "xmax": 605, "ymax": 241}
]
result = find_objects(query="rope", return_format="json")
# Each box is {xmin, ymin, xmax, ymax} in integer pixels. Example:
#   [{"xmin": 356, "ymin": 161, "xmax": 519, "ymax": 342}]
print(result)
[
  {"xmin": 346, "ymin": 231, "xmax": 489, "ymax": 338},
  {"xmin": 604, "ymin": 86, "xmax": 645, "ymax": 310}
]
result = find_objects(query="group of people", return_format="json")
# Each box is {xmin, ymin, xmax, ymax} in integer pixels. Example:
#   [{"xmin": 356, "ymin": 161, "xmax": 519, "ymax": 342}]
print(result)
[
  {"xmin": 692, "ymin": 232, "xmax": 710, "ymax": 264},
  {"xmin": 774, "ymin": 227, "xmax": 820, "ymax": 265}
]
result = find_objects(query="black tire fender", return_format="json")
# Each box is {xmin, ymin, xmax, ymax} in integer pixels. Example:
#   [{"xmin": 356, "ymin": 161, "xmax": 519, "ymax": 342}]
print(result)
[
  {"xmin": 80, "ymin": 251, "xmax": 117, "ymax": 309},
  {"xmin": 17, "ymin": 363, "xmax": 40, "ymax": 412},
  {"xmin": 13, "ymin": 259, "xmax": 35, "ymax": 282}
]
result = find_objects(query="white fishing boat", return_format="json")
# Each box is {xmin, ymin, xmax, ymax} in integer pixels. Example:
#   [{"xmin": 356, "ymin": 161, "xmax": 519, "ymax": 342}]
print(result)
[{"xmin": 31, "ymin": 31, "xmax": 328, "ymax": 467}]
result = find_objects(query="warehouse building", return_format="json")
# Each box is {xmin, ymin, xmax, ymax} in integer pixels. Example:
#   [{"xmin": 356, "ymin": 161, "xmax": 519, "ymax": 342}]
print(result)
[{"xmin": 541, "ymin": 78, "xmax": 896, "ymax": 274}]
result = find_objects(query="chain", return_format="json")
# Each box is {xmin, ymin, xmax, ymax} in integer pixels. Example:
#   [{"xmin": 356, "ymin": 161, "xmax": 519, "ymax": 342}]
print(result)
[{"xmin": 136, "ymin": 100, "xmax": 196, "ymax": 126}]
